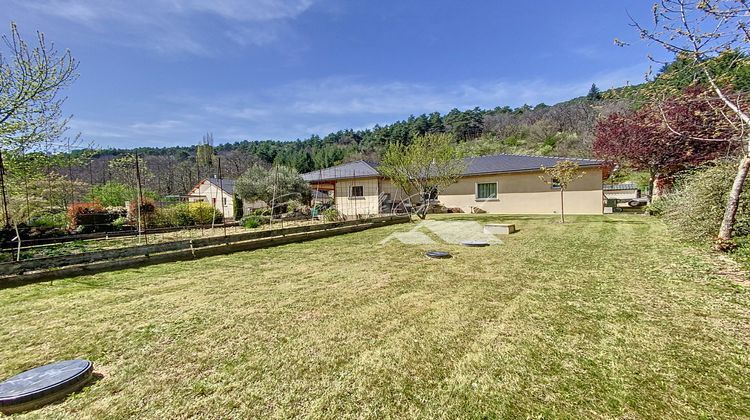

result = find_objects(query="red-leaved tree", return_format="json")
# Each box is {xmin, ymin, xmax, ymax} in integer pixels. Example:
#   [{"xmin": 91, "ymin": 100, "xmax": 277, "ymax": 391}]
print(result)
[{"xmin": 594, "ymin": 87, "xmax": 738, "ymax": 199}]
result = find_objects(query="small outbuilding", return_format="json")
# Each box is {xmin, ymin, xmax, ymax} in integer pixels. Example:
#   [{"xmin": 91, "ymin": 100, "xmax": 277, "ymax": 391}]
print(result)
[{"xmin": 187, "ymin": 178, "xmax": 265, "ymax": 220}]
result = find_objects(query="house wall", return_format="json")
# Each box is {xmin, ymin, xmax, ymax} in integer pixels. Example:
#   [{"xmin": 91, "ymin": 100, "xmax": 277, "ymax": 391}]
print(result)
[
  {"xmin": 438, "ymin": 168, "xmax": 603, "ymax": 214},
  {"xmin": 334, "ymin": 177, "xmax": 381, "ymax": 216},
  {"xmin": 188, "ymin": 181, "xmax": 234, "ymax": 219},
  {"xmin": 327, "ymin": 168, "xmax": 603, "ymax": 216},
  {"xmin": 379, "ymin": 179, "xmax": 414, "ymax": 209}
]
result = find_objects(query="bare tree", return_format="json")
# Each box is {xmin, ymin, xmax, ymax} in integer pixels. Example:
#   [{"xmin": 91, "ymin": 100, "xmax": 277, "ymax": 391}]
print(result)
[{"xmin": 629, "ymin": 0, "xmax": 749, "ymax": 247}]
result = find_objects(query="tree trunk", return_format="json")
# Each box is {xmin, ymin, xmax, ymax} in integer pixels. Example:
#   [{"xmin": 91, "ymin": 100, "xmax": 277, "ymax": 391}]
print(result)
[
  {"xmin": 0, "ymin": 149, "xmax": 10, "ymax": 228},
  {"xmin": 651, "ymin": 174, "xmax": 667, "ymax": 201},
  {"xmin": 647, "ymin": 172, "xmax": 655, "ymax": 203},
  {"xmin": 717, "ymin": 156, "xmax": 750, "ymax": 246},
  {"xmin": 416, "ymin": 202, "xmax": 429, "ymax": 219},
  {"xmin": 559, "ymin": 189, "xmax": 565, "ymax": 223}
]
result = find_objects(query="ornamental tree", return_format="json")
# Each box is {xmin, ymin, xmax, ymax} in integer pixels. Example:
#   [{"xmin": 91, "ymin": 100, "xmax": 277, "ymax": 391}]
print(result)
[
  {"xmin": 627, "ymin": 0, "xmax": 750, "ymax": 244},
  {"xmin": 235, "ymin": 164, "xmax": 309, "ymax": 213},
  {"xmin": 539, "ymin": 160, "xmax": 585, "ymax": 223},
  {"xmin": 378, "ymin": 132, "xmax": 466, "ymax": 219},
  {"xmin": 0, "ymin": 22, "xmax": 79, "ymax": 227},
  {"xmin": 593, "ymin": 87, "xmax": 737, "ymax": 199}
]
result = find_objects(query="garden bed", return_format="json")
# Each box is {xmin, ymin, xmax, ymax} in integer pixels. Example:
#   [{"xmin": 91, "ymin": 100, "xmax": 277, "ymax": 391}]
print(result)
[{"xmin": 0, "ymin": 215, "xmax": 409, "ymax": 282}]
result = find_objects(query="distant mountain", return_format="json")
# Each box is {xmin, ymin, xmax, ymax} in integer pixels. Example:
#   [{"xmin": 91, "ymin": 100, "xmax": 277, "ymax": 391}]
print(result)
[{"xmin": 70, "ymin": 54, "xmax": 748, "ymax": 197}]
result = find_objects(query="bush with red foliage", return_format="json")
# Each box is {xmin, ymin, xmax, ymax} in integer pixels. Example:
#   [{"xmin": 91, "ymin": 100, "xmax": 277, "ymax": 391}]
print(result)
[
  {"xmin": 128, "ymin": 197, "xmax": 157, "ymax": 228},
  {"xmin": 594, "ymin": 86, "xmax": 739, "ymax": 197},
  {"xmin": 67, "ymin": 202, "xmax": 106, "ymax": 229}
]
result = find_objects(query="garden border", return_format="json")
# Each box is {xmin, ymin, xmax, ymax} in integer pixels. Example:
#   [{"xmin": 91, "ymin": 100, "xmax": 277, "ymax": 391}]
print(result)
[{"xmin": 0, "ymin": 215, "xmax": 409, "ymax": 284}]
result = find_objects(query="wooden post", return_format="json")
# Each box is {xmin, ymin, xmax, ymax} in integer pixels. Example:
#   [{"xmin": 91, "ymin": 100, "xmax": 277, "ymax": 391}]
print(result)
[
  {"xmin": 134, "ymin": 152, "xmax": 147, "ymax": 244},
  {"xmin": 270, "ymin": 165, "xmax": 278, "ymax": 228},
  {"xmin": 217, "ymin": 156, "xmax": 227, "ymax": 237}
]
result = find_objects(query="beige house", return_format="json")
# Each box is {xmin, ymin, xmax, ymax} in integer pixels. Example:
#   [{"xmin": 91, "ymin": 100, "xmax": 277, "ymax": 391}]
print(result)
[
  {"xmin": 301, "ymin": 154, "xmax": 604, "ymax": 217},
  {"xmin": 188, "ymin": 178, "xmax": 265, "ymax": 219}
]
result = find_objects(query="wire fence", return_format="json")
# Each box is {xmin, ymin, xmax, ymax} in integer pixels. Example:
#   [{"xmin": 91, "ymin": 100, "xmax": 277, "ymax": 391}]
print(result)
[{"xmin": 0, "ymin": 150, "xmax": 425, "ymax": 263}]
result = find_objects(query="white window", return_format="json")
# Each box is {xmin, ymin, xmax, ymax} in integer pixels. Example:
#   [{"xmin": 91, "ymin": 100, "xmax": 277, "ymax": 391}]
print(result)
[
  {"xmin": 476, "ymin": 182, "xmax": 498, "ymax": 200},
  {"xmin": 351, "ymin": 185, "xmax": 364, "ymax": 197}
]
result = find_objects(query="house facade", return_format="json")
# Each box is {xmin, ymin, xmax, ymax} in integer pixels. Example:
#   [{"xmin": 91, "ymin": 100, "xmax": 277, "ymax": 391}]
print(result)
[
  {"xmin": 301, "ymin": 154, "xmax": 605, "ymax": 217},
  {"xmin": 188, "ymin": 178, "xmax": 265, "ymax": 219}
]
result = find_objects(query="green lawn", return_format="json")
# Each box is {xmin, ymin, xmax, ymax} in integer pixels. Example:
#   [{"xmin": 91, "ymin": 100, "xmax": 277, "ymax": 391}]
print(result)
[{"xmin": 1, "ymin": 215, "xmax": 748, "ymax": 418}]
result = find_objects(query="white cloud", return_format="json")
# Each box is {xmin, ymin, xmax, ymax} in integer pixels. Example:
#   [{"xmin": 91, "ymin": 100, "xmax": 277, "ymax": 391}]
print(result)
[
  {"xmin": 180, "ymin": 0, "xmax": 315, "ymax": 21},
  {"xmin": 204, "ymin": 106, "xmax": 272, "ymax": 121},
  {"xmin": 129, "ymin": 120, "xmax": 183, "ymax": 132},
  {"xmin": 74, "ymin": 63, "xmax": 649, "ymax": 147},
  {"xmin": 10, "ymin": 0, "xmax": 317, "ymax": 54}
]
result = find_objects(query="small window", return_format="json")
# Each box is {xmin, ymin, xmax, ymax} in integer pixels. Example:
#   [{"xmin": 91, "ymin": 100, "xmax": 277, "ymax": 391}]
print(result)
[
  {"xmin": 476, "ymin": 182, "xmax": 497, "ymax": 199},
  {"xmin": 212, "ymin": 198, "xmax": 217, "ymax": 205},
  {"xmin": 351, "ymin": 186, "xmax": 364, "ymax": 197}
]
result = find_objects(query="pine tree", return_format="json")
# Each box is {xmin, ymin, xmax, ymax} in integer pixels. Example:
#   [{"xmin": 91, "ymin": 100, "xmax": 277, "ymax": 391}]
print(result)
[{"xmin": 586, "ymin": 83, "xmax": 602, "ymax": 101}]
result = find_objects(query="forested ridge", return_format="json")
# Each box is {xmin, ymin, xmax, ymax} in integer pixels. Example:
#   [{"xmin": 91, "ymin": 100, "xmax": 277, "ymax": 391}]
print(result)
[
  {"xmin": 74, "ymin": 85, "xmax": 627, "ymax": 196},
  {"xmin": 40, "ymin": 52, "xmax": 750, "ymax": 204}
]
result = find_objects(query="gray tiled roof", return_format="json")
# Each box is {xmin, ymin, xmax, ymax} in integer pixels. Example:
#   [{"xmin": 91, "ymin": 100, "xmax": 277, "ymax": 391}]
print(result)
[
  {"xmin": 462, "ymin": 154, "xmax": 603, "ymax": 176},
  {"xmin": 301, "ymin": 154, "xmax": 603, "ymax": 182},
  {"xmin": 205, "ymin": 178, "xmax": 237, "ymax": 195},
  {"xmin": 301, "ymin": 160, "xmax": 380, "ymax": 182}
]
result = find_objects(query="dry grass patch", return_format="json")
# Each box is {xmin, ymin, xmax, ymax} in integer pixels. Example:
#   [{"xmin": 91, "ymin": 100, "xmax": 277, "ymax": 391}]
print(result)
[{"xmin": 0, "ymin": 214, "xmax": 748, "ymax": 418}]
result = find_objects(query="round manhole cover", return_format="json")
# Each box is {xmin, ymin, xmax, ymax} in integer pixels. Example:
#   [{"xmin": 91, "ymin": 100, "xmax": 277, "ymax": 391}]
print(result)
[
  {"xmin": 0, "ymin": 359, "xmax": 93, "ymax": 414},
  {"xmin": 426, "ymin": 251, "xmax": 452, "ymax": 259},
  {"xmin": 460, "ymin": 240, "xmax": 490, "ymax": 247}
]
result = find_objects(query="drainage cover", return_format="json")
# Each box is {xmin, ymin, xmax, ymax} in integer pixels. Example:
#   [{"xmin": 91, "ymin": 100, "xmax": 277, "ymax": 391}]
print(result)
[
  {"xmin": 426, "ymin": 251, "xmax": 452, "ymax": 259},
  {"xmin": 0, "ymin": 359, "xmax": 93, "ymax": 414},
  {"xmin": 460, "ymin": 240, "xmax": 490, "ymax": 247}
]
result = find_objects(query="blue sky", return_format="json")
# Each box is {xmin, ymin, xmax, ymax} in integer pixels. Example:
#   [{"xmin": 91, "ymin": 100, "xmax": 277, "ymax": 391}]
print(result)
[{"xmin": 3, "ymin": 1, "xmax": 667, "ymax": 149}]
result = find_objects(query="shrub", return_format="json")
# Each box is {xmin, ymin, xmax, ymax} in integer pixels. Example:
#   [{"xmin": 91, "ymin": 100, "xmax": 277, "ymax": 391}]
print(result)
[
  {"xmin": 88, "ymin": 182, "xmax": 159, "ymax": 207},
  {"xmin": 112, "ymin": 216, "xmax": 128, "ymax": 230},
  {"xmin": 67, "ymin": 202, "xmax": 105, "ymax": 229},
  {"xmin": 253, "ymin": 207, "xmax": 271, "ymax": 216},
  {"xmin": 128, "ymin": 197, "xmax": 158, "ymax": 228},
  {"xmin": 661, "ymin": 160, "xmax": 750, "ymax": 242},
  {"xmin": 644, "ymin": 198, "xmax": 670, "ymax": 216},
  {"xmin": 189, "ymin": 202, "xmax": 223, "ymax": 225},
  {"xmin": 286, "ymin": 200, "xmax": 303, "ymax": 213},
  {"xmin": 88, "ymin": 182, "xmax": 134, "ymax": 207},
  {"xmin": 241, "ymin": 215, "xmax": 267, "ymax": 229},
  {"xmin": 322, "ymin": 208, "xmax": 340, "ymax": 222},
  {"xmin": 28, "ymin": 212, "xmax": 67, "ymax": 229},
  {"xmin": 156, "ymin": 203, "xmax": 193, "ymax": 227},
  {"xmin": 232, "ymin": 195, "xmax": 244, "ymax": 220}
]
